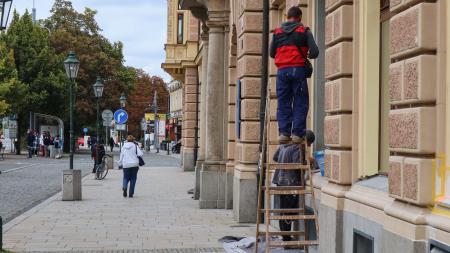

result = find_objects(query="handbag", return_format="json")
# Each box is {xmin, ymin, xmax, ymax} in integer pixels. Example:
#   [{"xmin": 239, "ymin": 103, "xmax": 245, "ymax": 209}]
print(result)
[
  {"xmin": 292, "ymin": 28, "xmax": 313, "ymax": 78},
  {"xmin": 135, "ymin": 144, "xmax": 145, "ymax": 166}
]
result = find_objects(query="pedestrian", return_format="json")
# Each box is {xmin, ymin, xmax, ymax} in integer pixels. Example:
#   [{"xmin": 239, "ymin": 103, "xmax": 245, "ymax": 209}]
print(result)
[
  {"xmin": 90, "ymin": 137, "xmax": 98, "ymax": 173},
  {"xmin": 118, "ymin": 135, "xmax": 143, "ymax": 198},
  {"xmin": 270, "ymin": 6, "xmax": 319, "ymax": 144},
  {"xmin": 33, "ymin": 132, "xmax": 39, "ymax": 156},
  {"xmin": 54, "ymin": 135, "xmax": 62, "ymax": 159},
  {"xmin": 43, "ymin": 132, "xmax": 51, "ymax": 157},
  {"xmin": 109, "ymin": 137, "xmax": 115, "ymax": 152},
  {"xmin": 39, "ymin": 132, "xmax": 44, "ymax": 156},
  {"xmin": 26, "ymin": 129, "xmax": 35, "ymax": 159},
  {"xmin": 272, "ymin": 130, "xmax": 315, "ymax": 242}
]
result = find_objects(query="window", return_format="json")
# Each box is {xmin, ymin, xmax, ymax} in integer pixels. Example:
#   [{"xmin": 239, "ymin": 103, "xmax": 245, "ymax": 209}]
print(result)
[
  {"xmin": 353, "ymin": 230, "xmax": 374, "ymax": 253},
  {"xmin": 177, "ymin": 13, "xmax": 184, "ymax": 44}
]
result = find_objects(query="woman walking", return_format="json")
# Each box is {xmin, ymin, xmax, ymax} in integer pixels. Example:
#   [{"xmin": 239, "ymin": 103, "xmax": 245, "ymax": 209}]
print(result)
[{"xmin": 118, "ymin": 135, "xmax": 143, "ymax": 198}]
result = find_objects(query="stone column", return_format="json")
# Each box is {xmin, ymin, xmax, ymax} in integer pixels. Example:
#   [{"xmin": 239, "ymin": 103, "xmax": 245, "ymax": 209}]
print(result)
[
  {"xmin": 181, "ymin": 67, "xmax": 199, "ymax": 172},
  {"xmin": 200, "ymin": 11, "xmax": 228, "ymax": 209},
  {"xmin": 194, "ymin": 25, "xmax": 209, "ymax": 200}
]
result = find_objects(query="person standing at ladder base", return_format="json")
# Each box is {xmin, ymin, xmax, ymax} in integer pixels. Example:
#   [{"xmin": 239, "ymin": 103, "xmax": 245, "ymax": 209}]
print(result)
[{"xmin": 270, "ymin": 6, "xmax": 319, "ymax": 144}]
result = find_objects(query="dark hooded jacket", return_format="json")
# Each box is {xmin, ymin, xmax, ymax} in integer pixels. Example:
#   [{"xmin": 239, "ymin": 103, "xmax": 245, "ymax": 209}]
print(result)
[
  {"xmin": 270, "ymin": 21, "xmax": 319, "ymax": 69},
  {"xmin": 272, "ymin": 144, "xmax": 305, "ymax": 186}
]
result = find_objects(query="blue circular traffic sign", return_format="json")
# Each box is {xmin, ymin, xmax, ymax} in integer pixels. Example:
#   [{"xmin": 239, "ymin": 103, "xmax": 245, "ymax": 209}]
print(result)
[
  {"xmin": 83, "ymin": 128, "xmax": 88, "ymax": 133},
  {"xmin": 114, "ymin": 109, "xmax": 128, "ymax": 124}
]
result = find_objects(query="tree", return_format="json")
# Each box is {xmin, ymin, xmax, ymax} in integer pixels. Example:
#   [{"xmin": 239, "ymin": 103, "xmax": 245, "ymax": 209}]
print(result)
[
  {"xmin": 0, "ymin": 42, "xmax": 27, "ymax": 116},
  {"xmin": 127, "ymin": 71, "xmax": 169, "ymax": 139},
  {"xmin": 1, "ymin": 11, "xmax": 68, "ymax": 152},
  {"xmin": 44, "ymin": 0, "xmax": 136, "ymax": 139}
]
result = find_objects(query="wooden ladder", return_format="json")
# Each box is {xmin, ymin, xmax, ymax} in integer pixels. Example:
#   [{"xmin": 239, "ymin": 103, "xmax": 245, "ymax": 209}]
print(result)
[{"xmin": 255, "ymin": 92, "xmax": 319, "ymax": 252}]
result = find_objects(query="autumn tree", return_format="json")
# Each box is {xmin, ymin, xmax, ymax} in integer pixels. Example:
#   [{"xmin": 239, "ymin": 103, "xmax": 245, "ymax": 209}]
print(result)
[
  {"xmin": 127, "ymin": 70, "xmax": 169, "ymax": 139},
  {"xmin": 44, "ymin": 0, "xmax": 136, "ymax": 136}
]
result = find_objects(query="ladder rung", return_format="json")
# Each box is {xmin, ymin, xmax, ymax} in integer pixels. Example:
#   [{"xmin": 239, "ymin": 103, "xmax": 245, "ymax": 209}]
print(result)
[
  {"xmin": 269, "ymin": 189, "xmax": 312, "ymax": 195},
  {"xmin": 269, "ymin": 240, "xmax": 319, "ymax": 247},
  {"xmin": 268, "ymin": 163, "xmax": 309, "ymax": 170},
  {"xmin": 269, "ymin": 215, "xmax": 316, "ymax": 220},
  {"xmin": 258, "ymin": 231, "xmax": 305, "ymax": 236},
  {"xmin": 260, "ymin": 208, "xmax": 305, "ymax": 213},
  {"xmin": 263, "ymin": 186, "xmax": 309, "ymax": 191}
]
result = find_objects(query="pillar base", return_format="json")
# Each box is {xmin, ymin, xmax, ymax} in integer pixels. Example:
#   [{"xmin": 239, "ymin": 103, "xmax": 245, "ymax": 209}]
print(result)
[
  {"xmin": 182, "ymin": 148, "xmax": 195, "ymax": 171},
  {"xmin": 62, "ymin": 170, "xmax": 82, "ymax": 201},
  {"xmin": 232, "ymin": 166, "xmax": 258, "ymax": 223},
  {"xmin": 199, "ymin": 161, "xmax": 226, "ymax": 209},
  {"xmin": 194, "ymin": 159, "xmax": 204, "ymax": 200},
  {"xmin": 225, "ymin": 162, "xmax": 234, "ymax": 209}
]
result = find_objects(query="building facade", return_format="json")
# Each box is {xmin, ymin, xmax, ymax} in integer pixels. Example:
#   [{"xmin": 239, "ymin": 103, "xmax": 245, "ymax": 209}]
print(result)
[
  {"xmin": 162, "ymin": 0, "xmax": 200, "ymax": 171},
  {"xmin": 164, "ymin": 0, "xmax": 450, "ymax": 252}
]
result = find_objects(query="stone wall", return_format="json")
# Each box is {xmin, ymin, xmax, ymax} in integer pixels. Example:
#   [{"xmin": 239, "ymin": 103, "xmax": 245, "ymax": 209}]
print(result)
[
  {"xmin": 233, "ymin": 0, "xmax": 263, "ymax": 222},
  {"xmin": 182, "ymin": 67, "xmax": 199, "ymax": 172},
  {"xmin": 388, "ymin": 1, "xmax": 437, "ymax": 206},
  {"xmin": 323, "ymin": 0, "xmax": 354, "ymax": 185}
]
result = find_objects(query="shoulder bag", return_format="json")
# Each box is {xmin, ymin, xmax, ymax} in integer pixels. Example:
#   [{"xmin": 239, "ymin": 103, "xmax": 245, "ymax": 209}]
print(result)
[
  {"xmin": 292, "ymin": 27, "xmax": 313, "ymax": 78},
  {"xmin": 135, "ymin": 144, "xmax": 145, "ymax": 166}
]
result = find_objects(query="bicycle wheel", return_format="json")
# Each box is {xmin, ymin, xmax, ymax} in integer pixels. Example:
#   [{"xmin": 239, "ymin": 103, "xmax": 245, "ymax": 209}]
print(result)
[
  {"xmin": 96, "ymin": 163, "xmax": 105, "ymax": 180},
  {"xmin": 100, "ymin": 162, "xmax": 109, "ymax": 180}
]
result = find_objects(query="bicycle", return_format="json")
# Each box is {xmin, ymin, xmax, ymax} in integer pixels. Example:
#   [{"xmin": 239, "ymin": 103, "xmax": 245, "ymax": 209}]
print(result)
[{"xmin": 95, "ymin": 154, "xmax": 112, "ymax": 180}]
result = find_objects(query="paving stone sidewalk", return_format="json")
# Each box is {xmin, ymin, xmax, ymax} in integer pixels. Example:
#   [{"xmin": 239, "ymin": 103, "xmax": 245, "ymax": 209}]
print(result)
[{"xmin": 3, "ymin": 167, "xmax": 255, "ymax": 252}]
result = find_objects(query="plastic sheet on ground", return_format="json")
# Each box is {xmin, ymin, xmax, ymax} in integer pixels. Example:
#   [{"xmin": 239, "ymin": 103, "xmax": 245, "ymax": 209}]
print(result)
[{"xmin": 221, "ymin": 236, "xmax": 306, "ymax": 253}]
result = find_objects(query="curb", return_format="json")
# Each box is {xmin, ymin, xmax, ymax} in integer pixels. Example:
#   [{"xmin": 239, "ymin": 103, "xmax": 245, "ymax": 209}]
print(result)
[{"xmin": 3, "ymin": 172, "xmax": 93, "ymax": 233}]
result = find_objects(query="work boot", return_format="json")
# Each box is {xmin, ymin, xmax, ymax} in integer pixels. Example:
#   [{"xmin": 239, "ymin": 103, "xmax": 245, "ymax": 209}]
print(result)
[
  {"xmin": 292, "ymin": 135, "xmax": 305, "ymax": 144},
  {"xmin": 278, "ymin": 134, "xmax": 291, "ymax": 144}
]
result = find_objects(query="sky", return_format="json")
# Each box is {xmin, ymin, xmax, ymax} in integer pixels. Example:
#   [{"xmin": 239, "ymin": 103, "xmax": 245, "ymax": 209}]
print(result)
[{"xmin": 11, "ymin": 0, "xmax": 170, "ymax": 82}]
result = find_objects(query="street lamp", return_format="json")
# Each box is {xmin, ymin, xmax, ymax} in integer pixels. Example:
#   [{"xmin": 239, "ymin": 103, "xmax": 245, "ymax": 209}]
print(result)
[
  {"xmin": 118, "ymin": 93, "xmax": 126, "ymax": 150},
  {"xmin": 152, "ymin": 91, "xmax": 159, "ymax": 153},
  {"xmin": 0, "ymin": 0, "xmax": 13, "ymax": 31},
  {"xmin": 63, "ymin": 51, "xmax": 80, "ymax": 170},
  {"xmin": 63, "ymin": 51, "xmax": 81, "ymax": 201},
  {"xmin": 119, "ymin": 93, "xmax": 127, "ymax": 108},
  {"xmin": 93, "ymin": 77, "xmax": 104, "ymax": 145}
]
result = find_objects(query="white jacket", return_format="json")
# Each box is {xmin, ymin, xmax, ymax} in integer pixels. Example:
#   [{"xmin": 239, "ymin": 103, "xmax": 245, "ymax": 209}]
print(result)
[{"xmin": 118, "ymin": 141, "xmax": 144, "ymax": 168}]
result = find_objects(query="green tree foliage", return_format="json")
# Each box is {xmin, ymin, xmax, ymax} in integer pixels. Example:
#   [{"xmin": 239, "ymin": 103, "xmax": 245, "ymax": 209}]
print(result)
[
  {"xmin": 44, "ymin": 0, "xmax": 136, "ymax": 135},
  {"xmin": 0, "ymin": 42, "xmax": 27, "ymax": 116}
]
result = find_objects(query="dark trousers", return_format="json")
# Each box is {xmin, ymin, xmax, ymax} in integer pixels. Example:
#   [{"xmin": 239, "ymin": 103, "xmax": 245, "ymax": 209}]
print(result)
[
  {"xmin": 123, "ymin": 167, "xmax": 139, "ymax": 196},
  {"xmin": 279, "ymin": 195, "xmax": 300, "ymax": 241},
  {"xmin": 276, "ymin": 66, "xmax": 309, "ymax": 137},
  {"xmin": 27, "ymin": 146, "xmax": 33, "ymax": 158}
]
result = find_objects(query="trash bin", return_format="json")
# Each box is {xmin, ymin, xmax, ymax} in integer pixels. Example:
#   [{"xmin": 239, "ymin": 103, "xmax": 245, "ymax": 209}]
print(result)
[{"xmin": 49, "ymin": 145, "xmax": 56, "ymax": 158}]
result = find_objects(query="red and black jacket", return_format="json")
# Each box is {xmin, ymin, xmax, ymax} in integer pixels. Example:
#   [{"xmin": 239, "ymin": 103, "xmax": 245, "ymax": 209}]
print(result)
[{"xmin": 270, "ymin": 23, "xmax": 319, "ymax": 69}]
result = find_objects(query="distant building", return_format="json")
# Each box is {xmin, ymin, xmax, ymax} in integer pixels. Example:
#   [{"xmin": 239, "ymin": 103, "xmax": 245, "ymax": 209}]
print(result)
[
  {"xmin": 162, "ymin": 0, "xmax": 200, "ymax": 171},
  {"xmin": 167, "ymin": 80, "xmax": 183, "ymax": 142}
]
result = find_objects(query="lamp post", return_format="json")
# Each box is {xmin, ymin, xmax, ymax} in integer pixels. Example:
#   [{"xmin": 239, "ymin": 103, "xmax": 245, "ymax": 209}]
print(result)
[
  {"xmin": 152, "ymin": 91, "xmax": 159, "ymax": 153},
  {"xmin": 93, "ymin": 77, "xmax": 104, "ymax": 143},
  {"xmin": 119, "ymin": 93, "xmax": 126, "ymax": 150},
  {"xmin": 0, "ymin": 0, "xmax": 13, "ymax": 31},
  {"xmin": 63, "ymin": 51, "xmax": 81, "ymax": 201},
  {"xmin": 63, "ymin": 51, "xmax": 80, "ymax": 170}
]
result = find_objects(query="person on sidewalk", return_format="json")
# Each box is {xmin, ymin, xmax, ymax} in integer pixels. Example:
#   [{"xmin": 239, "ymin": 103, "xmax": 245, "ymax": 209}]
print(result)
[
  {"xmin": 118, "ymin": 135, "xmax": 144, "ymax": 198},
  {"xmin": 272, "ymin": 130, "xmax": 315, "ymax": 242},
  {"xmin": 109, "ymin": 137, "xmax": 115, "ymax": 152},
  {"xmin": 26, "ymin": 129, "xmax": 35, "ymax": 159},
  {"xmin": 270, "ymin": 6, "xmax": 319, "ymax": 144}
]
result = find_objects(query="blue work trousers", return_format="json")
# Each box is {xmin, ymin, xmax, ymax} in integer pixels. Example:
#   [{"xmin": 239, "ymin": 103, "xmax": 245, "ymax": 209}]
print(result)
[
  {"xmin": 123, "ymin": 167, "xmax": 139, "ymax": 196},
  {"xmin": 276, "ymin": 66, "xmax": 309, "ymax": 137}
]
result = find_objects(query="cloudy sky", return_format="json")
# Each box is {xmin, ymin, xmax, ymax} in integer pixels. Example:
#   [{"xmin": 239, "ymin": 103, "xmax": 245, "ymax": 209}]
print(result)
[{"xmin": 11, "ymin": 0, "xmax": 170, "ymax": 82}]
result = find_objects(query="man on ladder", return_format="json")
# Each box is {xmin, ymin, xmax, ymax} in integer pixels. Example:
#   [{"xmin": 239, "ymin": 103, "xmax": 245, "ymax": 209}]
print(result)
[{"xmin": 270, "ymin": 6, "xmax": 319, "ymax": 144}]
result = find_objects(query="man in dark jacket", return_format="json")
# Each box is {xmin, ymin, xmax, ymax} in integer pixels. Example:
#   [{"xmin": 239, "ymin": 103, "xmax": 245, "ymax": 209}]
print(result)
[
  {"xmin": 270, "ymin": 6, "xmax": 319, "ymax": 144},
  {"xmin": 26, "ymin": 129, "xmax": 35, "ymax": 158},
  {"xmin": 272, "ymin": 130, "xmax": 315, "ymax": 242}
]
